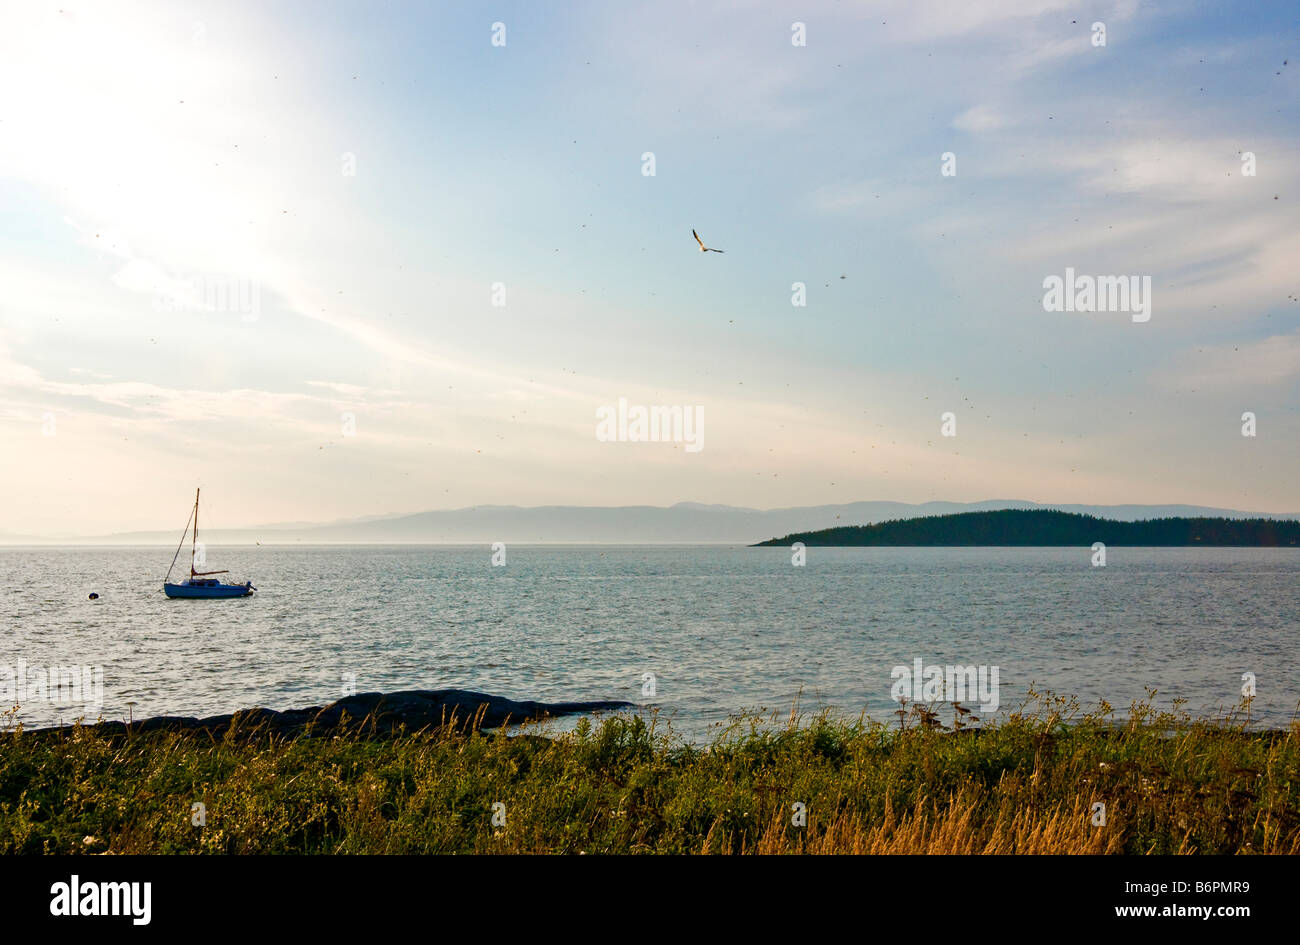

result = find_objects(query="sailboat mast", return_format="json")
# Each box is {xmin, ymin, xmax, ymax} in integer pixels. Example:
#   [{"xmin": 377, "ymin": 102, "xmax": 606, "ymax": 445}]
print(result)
[{"xmin": 191, "ymin": 488, "xmax": 199, "ymax": 576}]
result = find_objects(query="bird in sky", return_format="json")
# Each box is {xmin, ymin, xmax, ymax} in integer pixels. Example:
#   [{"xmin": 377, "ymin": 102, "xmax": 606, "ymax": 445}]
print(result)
[{"xmin": 692, "ymin": 229, "xmax": 724, "ymax": 253}]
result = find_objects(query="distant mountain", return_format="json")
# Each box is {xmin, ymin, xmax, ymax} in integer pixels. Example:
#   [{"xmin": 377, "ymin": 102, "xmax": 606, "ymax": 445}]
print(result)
[
  {"xmin": 6, "ymin": 499, "xmax": 1298, "ymax": 545},
  {"xmin": 755, "ymin": 509, "xmax": 1300, "ymax": 547}
]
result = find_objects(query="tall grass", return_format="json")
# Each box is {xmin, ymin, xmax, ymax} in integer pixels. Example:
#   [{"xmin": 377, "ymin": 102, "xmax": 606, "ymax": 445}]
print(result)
[{"xmin": 1, "ymin": 692, "xmax": 1296, "ymax": 854}]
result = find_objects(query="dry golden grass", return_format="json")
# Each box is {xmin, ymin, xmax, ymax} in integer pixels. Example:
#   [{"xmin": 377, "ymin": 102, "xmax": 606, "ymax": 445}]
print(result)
[
  {"xmin": 2, "ymin": 691, "xmax": 1297, "ymax": 854},
  {"xmin": 734, "ymin": 793, "xmax": 1126, "ymax": 854}
]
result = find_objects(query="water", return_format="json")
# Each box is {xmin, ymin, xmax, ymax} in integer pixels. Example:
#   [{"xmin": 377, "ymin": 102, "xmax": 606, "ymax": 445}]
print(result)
[{"xmin": 3, "ymin": 545, "xmax": 1298, "ymax": 740}]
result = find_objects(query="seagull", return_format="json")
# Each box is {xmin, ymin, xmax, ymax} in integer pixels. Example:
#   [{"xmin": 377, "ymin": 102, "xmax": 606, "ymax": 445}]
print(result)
[{"xmin": 692, "ymin": 229, "xmax": 724, "ymax": 253}]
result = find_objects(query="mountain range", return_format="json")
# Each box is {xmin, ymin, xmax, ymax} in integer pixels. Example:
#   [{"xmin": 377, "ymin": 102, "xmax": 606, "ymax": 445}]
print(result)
[{"xmin": 3, "ymin": 499, "xmax": 1298, "ymax": 545}]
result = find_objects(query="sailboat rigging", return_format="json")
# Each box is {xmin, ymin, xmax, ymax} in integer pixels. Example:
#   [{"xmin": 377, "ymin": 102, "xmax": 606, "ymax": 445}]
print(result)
[{"xmin": 163, "ymin": 489, "xmax": 256, "ymax": 599}]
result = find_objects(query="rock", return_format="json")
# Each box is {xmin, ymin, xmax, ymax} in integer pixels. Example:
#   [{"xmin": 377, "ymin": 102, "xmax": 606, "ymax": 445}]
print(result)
[{"xmin": 25, "ymin": 689, "xmax": 633, "ymax": 739}]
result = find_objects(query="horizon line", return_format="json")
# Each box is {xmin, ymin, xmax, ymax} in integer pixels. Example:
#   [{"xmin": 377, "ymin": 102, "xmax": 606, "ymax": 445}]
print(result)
[{"xmin": 4, "ymin": 498, "xmax": 1299, "ymax": 543}]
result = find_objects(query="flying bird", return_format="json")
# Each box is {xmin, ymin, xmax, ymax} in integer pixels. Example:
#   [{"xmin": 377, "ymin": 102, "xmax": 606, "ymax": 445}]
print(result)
[{"xmin": 692, "ymin": 229, "xmax": 724, "ymax": 253}]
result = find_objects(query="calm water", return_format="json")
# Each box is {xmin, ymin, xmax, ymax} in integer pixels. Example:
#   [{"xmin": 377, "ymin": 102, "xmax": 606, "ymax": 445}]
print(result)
[{"xmin": 3, "ymin": 545, "xmax": 1298, "ymax": 739}]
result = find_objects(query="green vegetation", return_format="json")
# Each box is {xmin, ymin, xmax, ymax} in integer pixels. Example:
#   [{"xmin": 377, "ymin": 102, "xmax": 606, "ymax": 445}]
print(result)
[
  {"xmin": 1, "ymin": 693, "xmax": 1296, "ymax": 854},
  {"xmin": 756, "ymin": 509, "xmax": 1300, "ymax": 546}
]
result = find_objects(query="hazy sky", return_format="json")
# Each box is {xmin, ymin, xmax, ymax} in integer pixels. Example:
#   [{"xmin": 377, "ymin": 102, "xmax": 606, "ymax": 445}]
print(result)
[{"xmin": 1, "ymin": 0, "xmax": 1297, "ymax": 536}]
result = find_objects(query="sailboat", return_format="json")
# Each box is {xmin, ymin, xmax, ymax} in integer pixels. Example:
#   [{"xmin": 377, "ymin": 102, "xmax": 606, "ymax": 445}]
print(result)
[{"xmin": 163, "ymin": 489, "xmax": 256, "ymax": 599}]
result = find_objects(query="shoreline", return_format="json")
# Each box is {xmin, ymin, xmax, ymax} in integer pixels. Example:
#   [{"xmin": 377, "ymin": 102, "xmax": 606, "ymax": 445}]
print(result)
[
  {"xmin": 3, "ymin": 693, "xmax": 1296, "ymax": 854},
  {"xmin": 13, "ymin": 689, "xmax": 633, "ymax": 740}
]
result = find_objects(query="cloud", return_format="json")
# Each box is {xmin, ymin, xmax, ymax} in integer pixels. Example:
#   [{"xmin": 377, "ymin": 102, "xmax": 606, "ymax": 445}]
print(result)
[
  {"xmin": 953, "ymin": 104, "xmax": 1011, "ymax": 133},
  {"xmin": 1156, "ymin": 332, "xmax": 1300, "ymax": 392}
]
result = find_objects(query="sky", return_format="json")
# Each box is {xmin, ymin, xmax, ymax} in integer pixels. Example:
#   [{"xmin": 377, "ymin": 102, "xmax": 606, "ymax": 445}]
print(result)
[{"xmin": 0, "ymin": 0, "xmax": 1297, "ymax": 536}]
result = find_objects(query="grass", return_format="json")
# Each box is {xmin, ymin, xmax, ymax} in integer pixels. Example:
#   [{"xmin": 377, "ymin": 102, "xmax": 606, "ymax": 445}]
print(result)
[{"xmin": 1, "ymin": 691, "xmax": 1297, "ymax": 854}]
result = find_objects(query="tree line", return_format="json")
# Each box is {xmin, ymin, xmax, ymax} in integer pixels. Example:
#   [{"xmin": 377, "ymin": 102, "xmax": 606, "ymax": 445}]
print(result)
[{"xmin": 755, "ymin": 509, "xmax": 1300, "ymax": 546}]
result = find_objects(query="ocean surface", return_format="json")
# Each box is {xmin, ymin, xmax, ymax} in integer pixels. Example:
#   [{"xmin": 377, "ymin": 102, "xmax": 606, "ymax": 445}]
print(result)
[{"xmin": 3, "ymin": 545, "xmax": 1298, "ymax": 740}]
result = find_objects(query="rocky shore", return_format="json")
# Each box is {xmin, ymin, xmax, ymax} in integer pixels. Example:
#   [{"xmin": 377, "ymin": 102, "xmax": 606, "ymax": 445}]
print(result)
[{"xmin": 29, "ymin": 689, "xmax": 633, "ymax": 738}]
